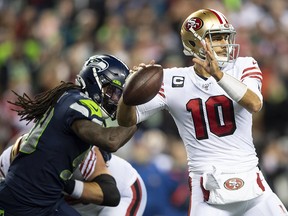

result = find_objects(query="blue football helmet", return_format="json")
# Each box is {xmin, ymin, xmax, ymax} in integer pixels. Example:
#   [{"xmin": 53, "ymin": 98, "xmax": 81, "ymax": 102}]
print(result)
[{"xmin": 76, "ymin": 54, "xmax": 130, "ymax": 120}]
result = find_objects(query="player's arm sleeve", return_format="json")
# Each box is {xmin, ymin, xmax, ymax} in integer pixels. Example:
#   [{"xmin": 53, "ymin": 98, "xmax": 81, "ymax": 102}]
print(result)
[
  {"xmin": 77, "ymin": 146, "xmax": 110, "ymax": 181},
  {"xmin": 0, "ymin": 146, "xmax": 13, "ymax": 178},
  {"xmin": 76, "ymin": 147, "xmax": 98, "ymax": 181},
  {"xmin": 136, "ymin": 91, "xmax": 166, "ymax": 123},
  {"xmin": 243, "ymin": 78, "xmax": 263, "ymax": 103},
  {"xmin": 240, "ymin": 57, "xmax": 263, "ymax": 103},
  {"xmin": 0, "ymin": 133, "xmax": 26, "ymax": 178}
]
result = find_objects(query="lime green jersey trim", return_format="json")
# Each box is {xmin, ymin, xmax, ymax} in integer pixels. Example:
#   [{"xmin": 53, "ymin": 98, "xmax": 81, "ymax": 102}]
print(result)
[
  {"xmin": 20, "ymin": 108, "xmax": 54, "ymax": 154},
  {"xmin": 79, "ymin": 99, "xmax": 102, "ymax": 118}
]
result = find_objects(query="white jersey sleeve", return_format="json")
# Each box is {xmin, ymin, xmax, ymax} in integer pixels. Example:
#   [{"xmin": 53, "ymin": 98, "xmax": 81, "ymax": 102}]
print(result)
[
  {"xmin": 135, "ymin": 84, "xmax": 166, "ymax": 124},
  {"xmin": 136, "ymin": 57, "xmax": 263, "ymax": 174},
  {"xmin": 235, "ymin": 57, "xmax": 263, "ymax": 103},
  {"xmin": 0, "ymin": 145, "xmax": 13, "ymax": 178}
]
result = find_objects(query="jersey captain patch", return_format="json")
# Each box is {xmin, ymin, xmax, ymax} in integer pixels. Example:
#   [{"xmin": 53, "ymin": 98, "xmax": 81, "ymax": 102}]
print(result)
[{"xmin": 172, "ymin": 76, "xmax": 185, "ymax": 87}]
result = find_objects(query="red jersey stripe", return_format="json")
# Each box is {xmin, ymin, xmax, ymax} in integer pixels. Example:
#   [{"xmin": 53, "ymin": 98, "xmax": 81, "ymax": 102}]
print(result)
[
  {"xmin": 158, "ymin": 83, "xmax": 165, "ymax": 98},
  {"xmin": 158, "ymin": 92, "xmax": 165, "ymax": 99},
  {"xmin": 81, "ymin": 150, "xmax": 95, "ymax": 179},
  {"xmin": 242, "ymin": 66, "xmax": 260, "ymax": 74},
  {"xmin": 126, "ymin": 178, "xmax": 142, "ymax": 216},
  {"xmin": 84, "ymin": 157, "xmax": 96, "ymax": 180},
  {"xmin": 241, "ymin": 72, "xmax": 262, "ymax": 81}
]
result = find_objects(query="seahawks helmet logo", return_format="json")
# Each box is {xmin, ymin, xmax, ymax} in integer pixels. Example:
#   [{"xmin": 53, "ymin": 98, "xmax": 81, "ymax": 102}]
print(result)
[{"xmin": 85, "ymin": 57, "xmax": 109, "ymax": 72}]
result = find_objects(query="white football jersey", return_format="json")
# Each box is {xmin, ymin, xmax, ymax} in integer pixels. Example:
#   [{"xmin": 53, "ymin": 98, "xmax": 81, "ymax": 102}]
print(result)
[{"xmin": 136, "ymin": 57, "xmax": 263, "ymax": 174}]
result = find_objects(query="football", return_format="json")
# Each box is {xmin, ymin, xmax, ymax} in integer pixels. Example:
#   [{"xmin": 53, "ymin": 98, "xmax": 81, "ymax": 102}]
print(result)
[{"xmin": 123, "ymin": 64, "xmax": 163, "ymax": 106}]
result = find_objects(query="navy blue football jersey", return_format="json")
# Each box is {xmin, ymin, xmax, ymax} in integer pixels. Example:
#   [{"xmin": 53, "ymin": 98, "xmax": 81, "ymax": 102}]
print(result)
[{"xmin": 5, "ymin": 89, "xmax": 104, "ymax": 206}]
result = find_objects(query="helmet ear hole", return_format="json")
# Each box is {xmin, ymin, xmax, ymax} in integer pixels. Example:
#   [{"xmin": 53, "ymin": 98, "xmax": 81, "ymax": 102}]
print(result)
[{"xmin": 189, "ymin": 40, "xmax": 196, "ymax": 47}]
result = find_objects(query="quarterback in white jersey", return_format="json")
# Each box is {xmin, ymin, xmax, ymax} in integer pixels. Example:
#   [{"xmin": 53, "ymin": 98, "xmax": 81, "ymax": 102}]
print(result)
[
  {"xmin": 71, "ymin": 146, "xmax": 147, "ymax": 216},
  {"xmin": 117, "ymin": 8, "xmax": 288, "ymax": 216}
]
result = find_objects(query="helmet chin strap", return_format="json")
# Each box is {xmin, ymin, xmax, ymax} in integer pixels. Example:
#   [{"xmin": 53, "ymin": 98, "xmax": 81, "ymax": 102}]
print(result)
[
  {"xmin": 98, "ymin": 88, "xmax": 110, "ymax": 120},
  {"xmin": 99, "ymin": 107, "xmax": 109, "ymax": 120}
]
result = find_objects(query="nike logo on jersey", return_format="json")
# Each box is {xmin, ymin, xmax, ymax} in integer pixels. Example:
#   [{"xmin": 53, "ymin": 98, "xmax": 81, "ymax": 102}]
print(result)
[
  {"xmin": 252, "ymin": 60, "xmax": 257, "ymax": 65},
  {"xmin": 172, "ymin": 76, "xmax": 185, "ymax": 87}
]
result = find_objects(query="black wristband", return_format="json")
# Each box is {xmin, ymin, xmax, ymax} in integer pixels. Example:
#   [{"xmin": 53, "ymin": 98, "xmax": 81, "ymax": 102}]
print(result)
[
  {"xmin": 63, "ymin": 179, "xmax": 75, "ymax": 195},
  {"xmin": 93, "ymin": 174, "xmax": 120, "ymax": 206}
]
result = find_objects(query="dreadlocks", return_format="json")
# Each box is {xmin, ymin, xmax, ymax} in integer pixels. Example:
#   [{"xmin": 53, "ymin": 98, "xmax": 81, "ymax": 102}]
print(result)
[{"xmin": 9, "ymin": 81, "xmax": 82, "ymax": 124}]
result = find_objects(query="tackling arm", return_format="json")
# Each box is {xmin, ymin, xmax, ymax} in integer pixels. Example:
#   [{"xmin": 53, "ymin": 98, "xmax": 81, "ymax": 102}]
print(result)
[
  {"xmin": 116, "ymin": 96, "xmax": 138, "ymax": 127},
  {"xmin": 64, "ymin": 147, "xmax": 120, "ymax": 206},
  {"xmin": 71, "ymin": 118, "xmax": 137, "ymax": 152}
]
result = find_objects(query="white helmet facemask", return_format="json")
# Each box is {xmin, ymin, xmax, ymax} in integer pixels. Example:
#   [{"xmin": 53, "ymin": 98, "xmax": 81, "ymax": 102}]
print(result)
[{"xmin": 206, "ymin": 26, "xmax": 239, "ymax": 67}]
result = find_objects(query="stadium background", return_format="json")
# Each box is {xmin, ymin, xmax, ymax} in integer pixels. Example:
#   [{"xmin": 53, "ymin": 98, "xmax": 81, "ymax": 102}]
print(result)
[{"xmin": 0, "ymin": 0, "xmax": 287, "ymax": 215}]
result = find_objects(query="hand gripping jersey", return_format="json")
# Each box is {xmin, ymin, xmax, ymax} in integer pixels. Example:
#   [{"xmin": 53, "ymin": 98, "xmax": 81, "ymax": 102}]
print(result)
[
  {"xmin": 72, "ymin": 147, "xmax": 147, "ymax": 216},
  {"xmin": 3, "ymin": 89, "xmax": 104, "ymax": 208},
  {"xmin": 136, "ymin": 57, "xmax": 263, "ymax": 174}
]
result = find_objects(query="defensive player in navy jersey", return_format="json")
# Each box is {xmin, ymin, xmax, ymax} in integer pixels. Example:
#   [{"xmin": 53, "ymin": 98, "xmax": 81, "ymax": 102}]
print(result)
[
  {"xmin": 0, "ymin": 54, "xmax": 138, "ymax": 216},
  {"xmin": 0, "ymin": 136, "xmax": 147, "ymax": 216}
]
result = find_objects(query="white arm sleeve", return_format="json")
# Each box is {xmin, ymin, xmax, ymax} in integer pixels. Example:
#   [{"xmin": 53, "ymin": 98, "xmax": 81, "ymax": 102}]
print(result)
[
  {"xmin": 238, "ymin": 57, "xmax": 263, "ymax": 103},
  {"xmin": 0, "ymin": 145, "xmax": 13, "ymax": 177},
  {"xmin": 243, "ymin": 78, "xmax": 263, "ymax": 103},
  {"xmin": 73, "ymin": 147, "xmax": 96, "ymax": 181},
  {"xmin": 136, "ymin": 94, "xmax": 166, "ymax": 124}
]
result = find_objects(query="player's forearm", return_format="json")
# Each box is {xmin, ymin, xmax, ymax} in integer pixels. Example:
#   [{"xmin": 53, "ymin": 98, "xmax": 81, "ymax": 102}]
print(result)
[
  {"xmin": 238, "ymin": 89, "xmax": 262, "ymax": 113},
  {"xmin": 217, "ymin": 72, "xmax": 262, "ymax": 113},
  {"xmin": 102, "ymin": 125, "xmax": 137, "ymax": 152},
  {"xmin": 65, "ymin": 176, "xmax": 120, "ymax": 206},
  {"xmin": 71, "ymin": 119, "xmax": 137, "ymax": 152},
  {"xmin": 80, "ymin": 181, "xmax": 104, "ymax": 204},
  {"xmin": 117, "ymin": 96, "xmax": 138, "ymax": 127}
]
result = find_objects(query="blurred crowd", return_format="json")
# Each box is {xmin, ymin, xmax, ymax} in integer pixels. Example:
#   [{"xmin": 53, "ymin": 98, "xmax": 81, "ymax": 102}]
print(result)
[{"xmin": 0, "ymin": 0, "xmax": 288, "ymax": 215}]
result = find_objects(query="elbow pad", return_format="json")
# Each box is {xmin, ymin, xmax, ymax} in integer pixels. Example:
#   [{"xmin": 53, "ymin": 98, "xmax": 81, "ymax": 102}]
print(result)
[{"xmin": 93, "ymin": 174, "xmax": 120, "ymax": 206}]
